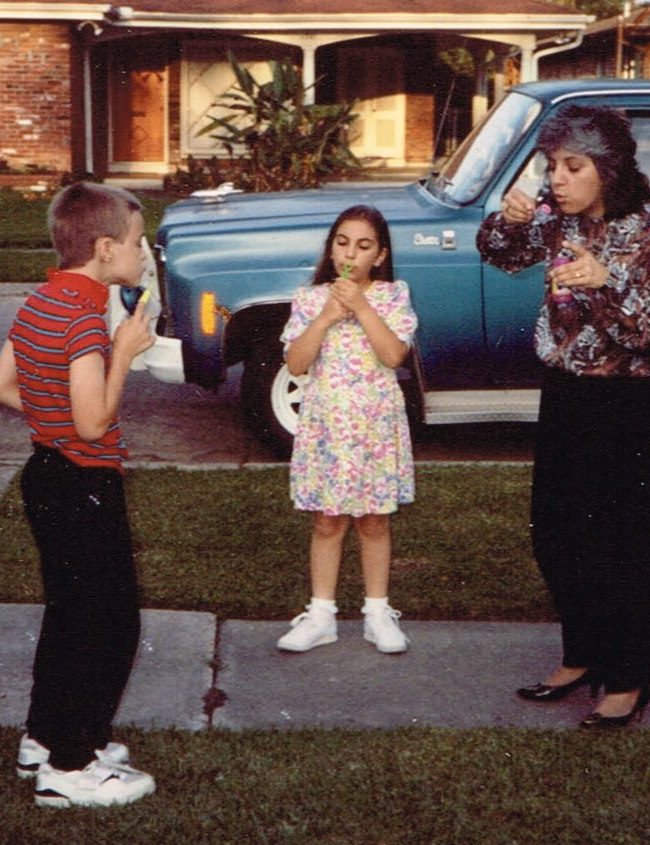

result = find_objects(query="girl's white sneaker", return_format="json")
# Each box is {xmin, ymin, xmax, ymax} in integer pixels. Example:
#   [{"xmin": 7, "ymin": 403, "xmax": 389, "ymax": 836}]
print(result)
[
  {"xmin": 277, "ymin": 604, "xmax": 338, "ymax": 652},
  {"xmin": 362, "ymin": 605, "xmax": 409, "ymax": 653}
]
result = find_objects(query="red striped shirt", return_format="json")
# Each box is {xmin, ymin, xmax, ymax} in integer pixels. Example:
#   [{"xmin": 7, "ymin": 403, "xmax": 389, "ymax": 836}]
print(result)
[{"xmin": 10, "ymin": 269, "xmax": 128, "ymax": 471}]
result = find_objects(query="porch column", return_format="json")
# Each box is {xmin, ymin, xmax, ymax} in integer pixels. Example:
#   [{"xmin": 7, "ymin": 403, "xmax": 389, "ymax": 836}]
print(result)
[
  {"xmin": 492, "ymin": 47, "xmax": 511, "ymax": 103},
  {"xmin": 518, "ymin": 40, "xmax": 537, "ymax": 82},
  {"xmin": 469, "ymin": 33, "xmax": 538, "ymax": 84},
  {"xmin": 302, "ymin": 43, "xmax": 317, "ymax": 105},
  {"xmin": 472, "ymin": 48, "xmax": 489, "ymax": 125}
]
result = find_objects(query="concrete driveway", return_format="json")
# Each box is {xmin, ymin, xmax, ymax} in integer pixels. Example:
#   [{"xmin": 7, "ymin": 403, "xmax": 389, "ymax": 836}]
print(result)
[{"xmin": 0, "ymin": 282, "xmax": 535, "ymax": 467}]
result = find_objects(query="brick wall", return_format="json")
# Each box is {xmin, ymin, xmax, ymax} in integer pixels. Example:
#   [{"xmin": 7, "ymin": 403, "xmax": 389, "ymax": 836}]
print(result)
[
  {"xmin": 0, "ymin": 23, "xmax": 72, "ymax": 172},
  {"xmin": 540, "ymin": 34, "xmax": 617, "ymax": 80}
]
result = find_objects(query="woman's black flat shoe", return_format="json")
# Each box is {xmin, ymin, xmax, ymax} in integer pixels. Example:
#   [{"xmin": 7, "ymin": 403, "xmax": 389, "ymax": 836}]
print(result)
[
  {"xmin": 516, "ymin": 669, "xmax": 602, "ymax": 702},
  {"xmin": 579, "ymin": 687, "xmax": 649, "ymax": 729}
]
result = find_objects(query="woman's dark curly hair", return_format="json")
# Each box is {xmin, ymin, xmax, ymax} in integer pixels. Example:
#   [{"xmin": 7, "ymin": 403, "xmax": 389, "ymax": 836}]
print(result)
[
  {"xmin": 537, "ymin": 104, "xmax": 650, "ymax": 219},
  {"xmin": 312, "ymin": 204, "xmax": 394, "ymax": 285}
]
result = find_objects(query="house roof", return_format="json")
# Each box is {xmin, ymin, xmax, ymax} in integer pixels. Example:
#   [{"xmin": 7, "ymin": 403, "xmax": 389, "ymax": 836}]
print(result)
[
  {"xmin": 0, "ymin": 0, "xmax": 593, "ymax": 21},
  {"xmin": 584, "ymin": 4, "xmax": 650, "ymax": 37},
  {"xmin": 0, "ymin": 0, "xmax": 590, "ymax": 11}
]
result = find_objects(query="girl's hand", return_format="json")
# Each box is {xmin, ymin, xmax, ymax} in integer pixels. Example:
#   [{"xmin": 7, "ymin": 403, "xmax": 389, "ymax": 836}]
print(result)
[
  {"xmin": 330, "ymin": 277, "xmax": 369, "ymax": 316},
  {"xmin": 320, "ymin": 286, "xmax": 351, "ymax": 324},
  {"xmin": 549, "ymin": 241, "xmax": 609, "ymax": 290},
  {"xmin": 500, "ymin": 187, "xmax": 535, "ymax": 225}
]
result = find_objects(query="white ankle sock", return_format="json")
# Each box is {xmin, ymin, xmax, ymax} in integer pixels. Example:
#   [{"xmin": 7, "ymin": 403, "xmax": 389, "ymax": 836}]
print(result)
[
  {"xmin": 310, "ymin": 597, "xmax": 337, "ymax": 613},
  {"xmin": 362, "ymin": 597, "xmax": 389, "ymax": 613}
]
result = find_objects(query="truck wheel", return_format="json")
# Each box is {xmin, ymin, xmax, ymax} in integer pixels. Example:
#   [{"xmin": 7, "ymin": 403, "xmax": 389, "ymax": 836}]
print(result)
[{"xmin": 241, "ymin": 338, "xmax": 305, "ymax": 459}]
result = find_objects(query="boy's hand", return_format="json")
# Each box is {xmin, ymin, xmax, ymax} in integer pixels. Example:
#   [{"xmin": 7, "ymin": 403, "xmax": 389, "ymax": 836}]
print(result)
[{"xmin": 112, "ymin": 296, "xmax": 155, "ymax": 361}]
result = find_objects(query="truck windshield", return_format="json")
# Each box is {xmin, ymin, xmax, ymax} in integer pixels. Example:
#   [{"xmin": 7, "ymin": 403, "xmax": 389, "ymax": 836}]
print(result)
[{"xmin": 426, "ymin": 91, "xmax": 542, "ymax": 205}]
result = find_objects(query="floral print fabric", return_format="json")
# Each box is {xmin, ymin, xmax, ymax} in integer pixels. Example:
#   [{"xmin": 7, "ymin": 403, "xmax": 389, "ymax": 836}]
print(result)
[
  {"xmin": 476, "ymin": 208, "xmax": 650, "ymax": 376},
  {"xmin": 281, "ymin": 280, "xmax": 418, "ymax": 516}
]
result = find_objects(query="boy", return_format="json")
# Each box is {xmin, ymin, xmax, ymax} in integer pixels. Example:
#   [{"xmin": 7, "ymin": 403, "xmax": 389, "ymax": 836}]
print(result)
[{"xmin": 0, "ymin": 182, "xmax": 156, "ymax": 808}]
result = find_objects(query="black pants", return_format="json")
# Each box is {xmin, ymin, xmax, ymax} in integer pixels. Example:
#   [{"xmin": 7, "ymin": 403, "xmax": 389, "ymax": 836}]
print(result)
[
  {"xmin": 21, "ymin": 446, "xmax": 140, "ymax": 771},
  {"xmin": 532, "ymin": 369, "xmax": 650, "ymax": 693}
]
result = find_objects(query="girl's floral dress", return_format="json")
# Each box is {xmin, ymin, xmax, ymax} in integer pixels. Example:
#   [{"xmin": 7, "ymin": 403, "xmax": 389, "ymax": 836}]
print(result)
[{"xmin": 281, "ymin": 280, "xmax": 418, "ymax": 516}]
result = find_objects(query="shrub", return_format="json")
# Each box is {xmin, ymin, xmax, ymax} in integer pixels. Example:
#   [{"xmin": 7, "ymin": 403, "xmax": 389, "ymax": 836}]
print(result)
[
  {"xmin": 197, "ymin": 54, "xmax": 361, "ymax": 191},
  {"xmin": 162, "ymin": 155, "xmax": 224, "ymax": 197}
]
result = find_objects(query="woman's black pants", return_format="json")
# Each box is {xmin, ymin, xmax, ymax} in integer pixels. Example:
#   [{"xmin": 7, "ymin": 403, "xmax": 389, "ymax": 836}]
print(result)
[
  {"xmin": 532, "ymin": 368, "xmax": 650, "ymax": 693},
  {"xmin": 20, "ymin": 446, "xmax": 140, "ymax": 771}
]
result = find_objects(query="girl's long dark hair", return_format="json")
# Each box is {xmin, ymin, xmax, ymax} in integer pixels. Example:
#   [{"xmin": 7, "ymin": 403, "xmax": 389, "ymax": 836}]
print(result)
[
  {"xmin": 537, "ymin": 104, "xmax": 650, "ymax": 219},
  {"xmin": 312, "ymin": 205, "xmax": 395, "ymax": 285}
]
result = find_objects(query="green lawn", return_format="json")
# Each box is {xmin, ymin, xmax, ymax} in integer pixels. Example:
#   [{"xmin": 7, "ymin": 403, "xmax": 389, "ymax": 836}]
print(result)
[
  {"xmin": 5, "ymin": 464, "xmax": 644, "ymax": 844},
  {"xmin": 2, "ymin": 725, "xmax": 649, "ymax": 844},
  {"xmin": 0, "ymin": 465, "xmax": 552, "ymax": 621},
  {"xmin": 0, "ymin": 249, "xmax": 56, "ymax": 283},
  {"xmin": 0, "ymin": 189, "xmax": 170, "ymax": 281}
]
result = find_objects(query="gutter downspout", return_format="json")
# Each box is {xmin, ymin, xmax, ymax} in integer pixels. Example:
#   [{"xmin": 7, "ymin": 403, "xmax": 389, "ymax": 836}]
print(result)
[
  {"xmin": 530, "ymin": 30, "xmax": 585, "ymax": 79},
  {"xmin": 83, "ymin": 45, "xmax": 93, "ymax": 174},
  {"xmin": 77, "ymin": 21, "xmax": 102, "ymax": 176}
]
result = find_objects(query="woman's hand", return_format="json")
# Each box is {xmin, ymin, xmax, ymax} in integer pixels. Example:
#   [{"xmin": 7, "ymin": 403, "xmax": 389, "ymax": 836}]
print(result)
[
  {"xmin": 549, "ymin": 241, "xmax": 609, "ymax": 290},
  {"xmin": 500, "ymin": 187, "xmax": 536, "ymax": 225}
]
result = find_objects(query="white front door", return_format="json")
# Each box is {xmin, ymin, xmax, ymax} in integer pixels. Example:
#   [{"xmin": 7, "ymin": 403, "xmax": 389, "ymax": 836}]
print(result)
[{"xmin": 337, "ymin": 45, "xmax": 405, "ymax": 164}]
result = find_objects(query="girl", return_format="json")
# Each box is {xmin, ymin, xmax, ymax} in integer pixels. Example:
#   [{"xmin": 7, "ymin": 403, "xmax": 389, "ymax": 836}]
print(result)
[
  {"xmin": 277, "ymin": 205, "xmax": 418, "ymax": 654},
  {"xmin": 477, "ymin": 105, "xmax": 650, "ymax": 728}
]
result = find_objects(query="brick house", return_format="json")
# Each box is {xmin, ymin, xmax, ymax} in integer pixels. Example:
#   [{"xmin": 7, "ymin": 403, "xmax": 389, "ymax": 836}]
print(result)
[{"xmin": 0, "ymin": 1, "xmax": 592, "ymax": 181}]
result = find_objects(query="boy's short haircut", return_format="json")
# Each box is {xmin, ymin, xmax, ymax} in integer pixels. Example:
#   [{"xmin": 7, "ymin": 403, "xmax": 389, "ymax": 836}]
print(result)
[{"xmin": 48, "ymin": 182, "xmax": 143, "ymax": 269}]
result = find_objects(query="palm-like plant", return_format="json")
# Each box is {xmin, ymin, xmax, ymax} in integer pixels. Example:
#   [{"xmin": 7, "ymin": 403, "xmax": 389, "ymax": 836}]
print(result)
[{"xmin": 197, "ymin": 54, "xmax": 360, "ymax": 191}]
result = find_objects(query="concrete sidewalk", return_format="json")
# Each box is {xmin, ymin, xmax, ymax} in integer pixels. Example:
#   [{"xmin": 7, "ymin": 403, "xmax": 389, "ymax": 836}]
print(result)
[
  {"xmin": 0, "ymin": 604, "xmax": 216, "ymax": 732},
  {"xmin": 0, "ymin": 604, "xmax": 636, "ymax": 733},
  {"xmin": 0, "ymin": 463, "xmax": 641, "ymax": 734}
]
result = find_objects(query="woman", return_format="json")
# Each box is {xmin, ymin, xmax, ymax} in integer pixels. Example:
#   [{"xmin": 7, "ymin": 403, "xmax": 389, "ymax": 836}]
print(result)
[{"xmin": 477, "ymin": 104, "xmax": 650, "ymax": 728}]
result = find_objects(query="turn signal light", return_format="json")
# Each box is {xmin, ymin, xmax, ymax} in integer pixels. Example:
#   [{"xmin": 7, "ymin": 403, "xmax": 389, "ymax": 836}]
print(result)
[{"xmin": 200, "ymin": 292, "xmax": 217, "ymax": 336}]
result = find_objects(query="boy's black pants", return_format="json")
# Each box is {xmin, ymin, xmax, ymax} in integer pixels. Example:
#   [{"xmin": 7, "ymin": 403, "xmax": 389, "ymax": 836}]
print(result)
[{"xmin": 21, "ymin": 445, "xmax": 140, "ymax": 771}]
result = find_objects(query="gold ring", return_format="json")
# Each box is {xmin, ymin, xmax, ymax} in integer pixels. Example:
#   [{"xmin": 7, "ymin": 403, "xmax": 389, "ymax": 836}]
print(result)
[{"xmin": 575, "ymin": 271, "xmax": 581, "ymax": 279}]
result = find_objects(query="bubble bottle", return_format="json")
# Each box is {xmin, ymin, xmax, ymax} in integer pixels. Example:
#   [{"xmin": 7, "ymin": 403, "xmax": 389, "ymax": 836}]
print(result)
[
  {"xmin": 550, "ymin": 254, "xmax": 575, "ymax": 305},
  {"xmin": 534, "ymin": 202, "xmax": 554, "ymax": 225}
]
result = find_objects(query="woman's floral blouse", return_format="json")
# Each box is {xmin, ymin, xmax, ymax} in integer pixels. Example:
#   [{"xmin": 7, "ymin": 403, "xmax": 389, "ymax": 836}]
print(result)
[
  {"xmin": 281, "ymin": 280, "xmax": 417, "ymax": 516},
  {"xmin": 476, "ymin": 207, "xmax": 650, "ymax": 376}
]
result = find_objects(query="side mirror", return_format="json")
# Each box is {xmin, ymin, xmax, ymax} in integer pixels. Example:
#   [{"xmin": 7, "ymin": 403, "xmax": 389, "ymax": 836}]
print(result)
[{"xmin": 120, "ymin": 286, "xmax": 146, "ymax": 315}]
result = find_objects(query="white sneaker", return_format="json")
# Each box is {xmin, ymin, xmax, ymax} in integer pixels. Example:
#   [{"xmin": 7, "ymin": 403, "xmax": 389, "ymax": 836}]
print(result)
[
  {"xmin": 17, "ymin": 733, "xmax": 130, "ymax": 780},
  {"xmin": 35, "ymin": 760, "xmax": 155, "ymax": 808},
  {"xmin": 277, "ymin": 604, "xmax": 338, "ymax": 652},
  {"xmin": 363, "ymin": 605, "xmax": 409, "ymax": 654}
]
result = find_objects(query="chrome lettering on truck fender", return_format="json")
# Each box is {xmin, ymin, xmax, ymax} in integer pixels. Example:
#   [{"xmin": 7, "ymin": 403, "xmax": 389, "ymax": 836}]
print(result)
[{"xmin": 413, "ymin": 233, "xmax": 440, "ymax": 246}]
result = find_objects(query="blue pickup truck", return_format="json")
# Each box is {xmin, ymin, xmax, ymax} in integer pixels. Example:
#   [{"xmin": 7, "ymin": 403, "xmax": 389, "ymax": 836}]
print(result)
[{"xmin": 139, "ymin": 79, "xmax": 650, "ymax": 457}]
